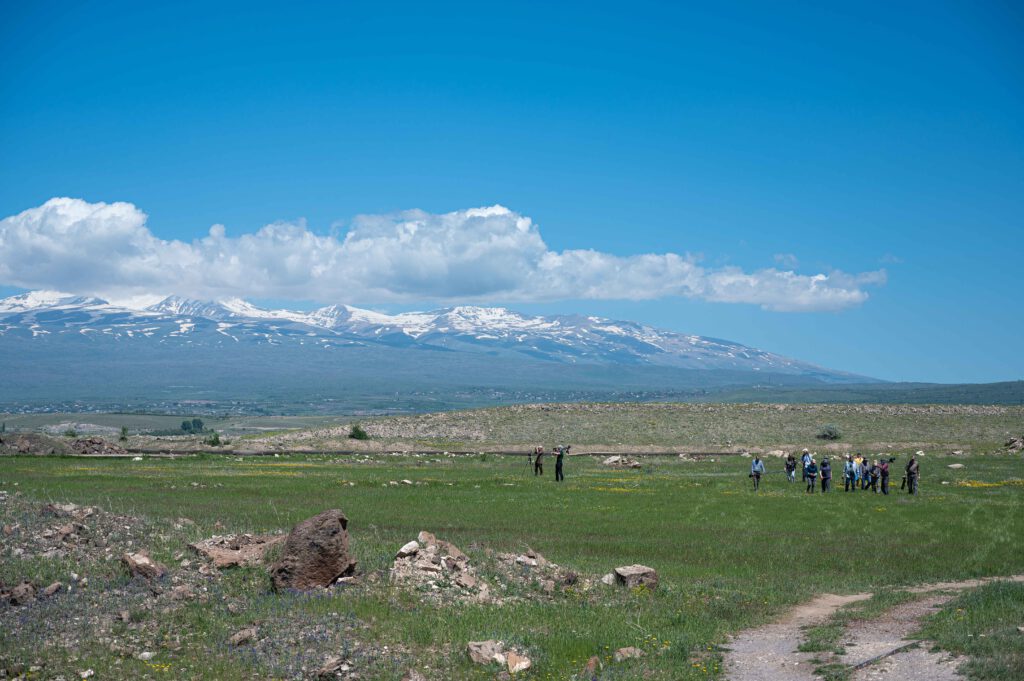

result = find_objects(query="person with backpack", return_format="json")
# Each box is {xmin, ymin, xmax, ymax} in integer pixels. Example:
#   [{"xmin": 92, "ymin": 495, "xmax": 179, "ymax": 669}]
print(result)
[
  {"xmin": 805, "ymin": 457, "xmax": 819, "ymax": 493},
  {"xmin": 801, "ymin": 449, "xmax": 812, "ymax": 483},
  {"xmin": 843, "ymin": 455, "xmax": 857, "ymax": 492},
  {"xmin": 750, "ymin": 455, "xmax": 765, "ymax": 491},
  {"xmin": 905, "ymin": 455, "xmax": 920, "ymax": 495},
  {"xmin": 785, "ymin": 454, "xmax": 797, "ymax": 482},
  {"xmin": 820, "ymin": 458, "xmax": 832, "ymax": 493},
  {"xmin": 861, "ymin": 457, "xmax": 872, "ymax": 490},
  {"xmin": 879, "ymin": 458, "xmax": 891, "ymax": 495},
  {"xmin": 554, "ymin": 445, "xmax": 566, "ymax": 482}
]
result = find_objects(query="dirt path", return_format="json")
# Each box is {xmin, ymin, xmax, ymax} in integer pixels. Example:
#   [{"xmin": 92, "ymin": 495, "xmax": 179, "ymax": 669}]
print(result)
[
  {"xmin": 723, "ymin": 575, "xmax": 1024, "ymax": 681},
  {"xmin": 844, "ymin": 594, "xmax": 962, "ymax": 681},
  {"xmin": 723, "ymin": 593, "xmax": 870, "ymax": 681}
]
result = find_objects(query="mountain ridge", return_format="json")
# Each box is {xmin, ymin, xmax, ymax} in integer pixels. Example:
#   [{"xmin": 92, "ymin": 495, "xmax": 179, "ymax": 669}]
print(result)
[{"xmin": 0, "ymin": 290, "xmax": 869, "ymax": 380}]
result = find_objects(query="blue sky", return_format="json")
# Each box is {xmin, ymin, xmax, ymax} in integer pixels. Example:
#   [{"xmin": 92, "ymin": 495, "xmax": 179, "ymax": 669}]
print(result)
[{"xmin": 1, "ymin": 0, "xmax": 1022, "ymax": 382}]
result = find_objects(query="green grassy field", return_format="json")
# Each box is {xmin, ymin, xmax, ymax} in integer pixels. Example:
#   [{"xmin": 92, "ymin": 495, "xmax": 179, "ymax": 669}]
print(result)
[{"xmin": 2, "ymin": 450, "xmax": 1022, "ymax": 679}]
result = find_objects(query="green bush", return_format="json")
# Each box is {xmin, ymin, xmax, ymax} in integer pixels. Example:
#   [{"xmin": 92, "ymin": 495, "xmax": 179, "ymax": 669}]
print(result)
[
  {"xmin": 63, "ymin": 429, "xmax": 78, "ymax": 438},
  {"xmin": 816, "ymin": 424, "xmax": 842, "ymax": 440},
  {"xmin": 349, "ymin": 424, "xmax": 369, "ymax": 440},
  {"xmin": 119, "ymin": 426, "xmax": 129, "ymax": 442},
  {"xmin": 205, "ymin": 432, "xmax": 222, "ymax": 447}
]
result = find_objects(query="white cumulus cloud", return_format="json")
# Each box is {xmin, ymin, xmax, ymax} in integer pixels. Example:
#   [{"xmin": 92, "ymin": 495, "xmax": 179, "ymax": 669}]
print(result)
[{"xmin": 0, "ymin": 197, "xmax": 885, "ymax": 311}]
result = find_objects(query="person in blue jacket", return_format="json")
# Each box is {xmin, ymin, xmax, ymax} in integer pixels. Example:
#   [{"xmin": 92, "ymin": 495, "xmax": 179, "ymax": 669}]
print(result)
[{"xmin": 750, "ymin": 455, "xmax": 765, "ymax": 491}]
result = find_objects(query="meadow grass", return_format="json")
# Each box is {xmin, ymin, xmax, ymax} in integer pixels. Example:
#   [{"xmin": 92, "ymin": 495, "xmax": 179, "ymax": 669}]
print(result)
[
  {"xmin": 2, "ymin": 451, "xmax": 1022, "ymax": 679},
  {"xmin": 914, "ymin": 581, "xmax": 1024, "ymax": 680},
  {"xmin": 348, "ymin": 403, "xmax": 1024, "ymax": 448}
]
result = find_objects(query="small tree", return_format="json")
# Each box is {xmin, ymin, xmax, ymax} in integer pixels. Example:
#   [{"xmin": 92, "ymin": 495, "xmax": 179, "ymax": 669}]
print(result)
[
  {"xmin": 205, "ymin": 432, "xmax": 221, "ymax": 447},
  {"xmin": 1, "ymin": 422, "xmax": 6, "ymax": 434},
  {"xmin": 816, "ymin": 424, "xmax": 842, "ymax": 441},
  {"xmin": 119, "ymin": 425, "xmax": 129, "ymax": 442},
  {"xmin": 191, "ymin": 418, "xmax": 204, "ymax": 433},
  {"xmin": 63, "ymin": 428, "xmax": 78, "ymax": 438},
  {"xmin": 181, "ymin": 420, "xmax": 192, "ymax": 433},
  {"xmin": 349, "ymin": 424, "xmax": 369, "ymax": 440}
]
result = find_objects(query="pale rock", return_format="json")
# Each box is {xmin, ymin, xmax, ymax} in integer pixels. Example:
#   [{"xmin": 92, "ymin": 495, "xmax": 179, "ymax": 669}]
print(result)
[
  {"xmin": 506, "ymin": 651, "xmax": 531, "ymax": 674},
  {"xmin": 229, "ymin": 627, "xmax": 257, "ymax": 646},
  {"xmin": 397, "ymin": 540, "xmax": 420, "ymax": 558},
  {"xmin": 467, "ymin": 640, "xmax": 506, "ymax": 665},
  {"xmin": 614, "ymin": 646, "xmax": 644, "ymax": 662}
]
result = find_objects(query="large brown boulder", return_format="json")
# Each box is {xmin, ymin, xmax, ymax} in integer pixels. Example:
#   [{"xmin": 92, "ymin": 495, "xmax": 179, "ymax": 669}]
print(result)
[{"xmin": 270, "ymin": 510, "xmax": 357, "ymax": 591}]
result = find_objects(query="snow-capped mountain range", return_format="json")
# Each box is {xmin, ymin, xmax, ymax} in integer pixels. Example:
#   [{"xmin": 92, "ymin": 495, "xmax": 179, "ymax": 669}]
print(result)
[{"xmin": 0, "ymin": 290, "xmax": 859, "ymax": 380}]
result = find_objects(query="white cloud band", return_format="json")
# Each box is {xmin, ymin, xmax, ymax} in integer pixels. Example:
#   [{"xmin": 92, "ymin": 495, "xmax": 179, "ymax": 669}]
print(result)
[{"xmin": 0, "ymin": 197, "xmax": 884, "ymax": 311}]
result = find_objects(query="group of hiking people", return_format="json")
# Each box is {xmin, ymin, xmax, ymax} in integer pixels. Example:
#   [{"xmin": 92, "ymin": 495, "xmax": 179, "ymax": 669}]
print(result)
[
  {"xmin": 749, "ymin": 449, "xmax": 921, "ymax": 494},
  {"xmin": 529, "ymin": 445, "xmax": 569, "ymax": 481}
]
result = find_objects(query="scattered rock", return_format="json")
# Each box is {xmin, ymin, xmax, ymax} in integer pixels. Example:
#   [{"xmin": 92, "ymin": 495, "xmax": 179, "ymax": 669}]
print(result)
[
  {"xmin": 137, "ymin": 652, "xmax": 155, "ymax": 661},
  {"xmin": 1006, "ymin": 436, "xmax": 1024, "ymax": 452},
  {"xmin": 121, "ymin": 551, "xmax": 168, "ymax": 580},
  {"xmin": 43, "ymin": 502, "xmax": 95, "ymax": 521},
  {"xmin": 229, "ymin": 627, "xmax": 258, "ymax": 646},
  {"xmin": 270, "ymin": 509, "xmax": 357, "ymax": 591},
  {"xmin": 402, "ymin": 670, "xmax": 427, "ymax": 681},
  {"xmin": 467, "ymin": 640, "xmax": 506, "ymax": 665},
  {"xmin": 417, "ymin": 530, "xmax": 436, "ymax": 546},
  {"xmin": 602, "ymin": 455, "xmax": 642, "ymax": 469},
  {"xmin": 42, "ymin": 581, "xmax": 63, "ymax": 597},
  {"xmin": 614, "ymin": 646, "xmax": 644, "ymax": 662},
  {"xmin": 8, "ymin": 581, "xmax": 36, "ymax": 606},
  {"xmin": 189, "ymin": 533, "xmax": 286, "ymax": 568},
  {"xmin": 947, "ymin": 463, "xmax": 965, "ymax": 469},
  {"xmin": 506, "ymin": 651, "xmax": 532, "ymax": 674},
  {"xmin": 170, "ymin": 585, "xmax": 195, "ymax": 601},
  {"xmin": 316, "ymin": 654, "xmax": 350, "ymax": 678},
  {"xmin": 584, "ymin": 655, "xmax": 602, "ymax": 675},
  {"xmin": 614, "ymin": 564, "xmax": 658, "ymax": 589},
  {"xmin": 600, "ymin": 573, "xmax": 616, "ymax": 586}
]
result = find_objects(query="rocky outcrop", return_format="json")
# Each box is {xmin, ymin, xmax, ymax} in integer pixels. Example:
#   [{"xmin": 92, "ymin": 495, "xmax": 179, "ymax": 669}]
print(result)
[
  {"xmin": 70, "ymin": 438, "xmax": 128, "ymax": 456},
  {"xmin": 390, "ymin": 532, "xmax": 487, "ymax": 602},
  {"xmin": 270, "ymin": 510, "xmax": 357, "ymax": 591}
]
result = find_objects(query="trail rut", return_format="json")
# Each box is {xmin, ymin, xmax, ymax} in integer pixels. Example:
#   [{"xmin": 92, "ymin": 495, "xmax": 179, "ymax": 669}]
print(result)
[{"xmin": 723, "ymin": 575, "xmax": 1024, "ymax": 681}]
